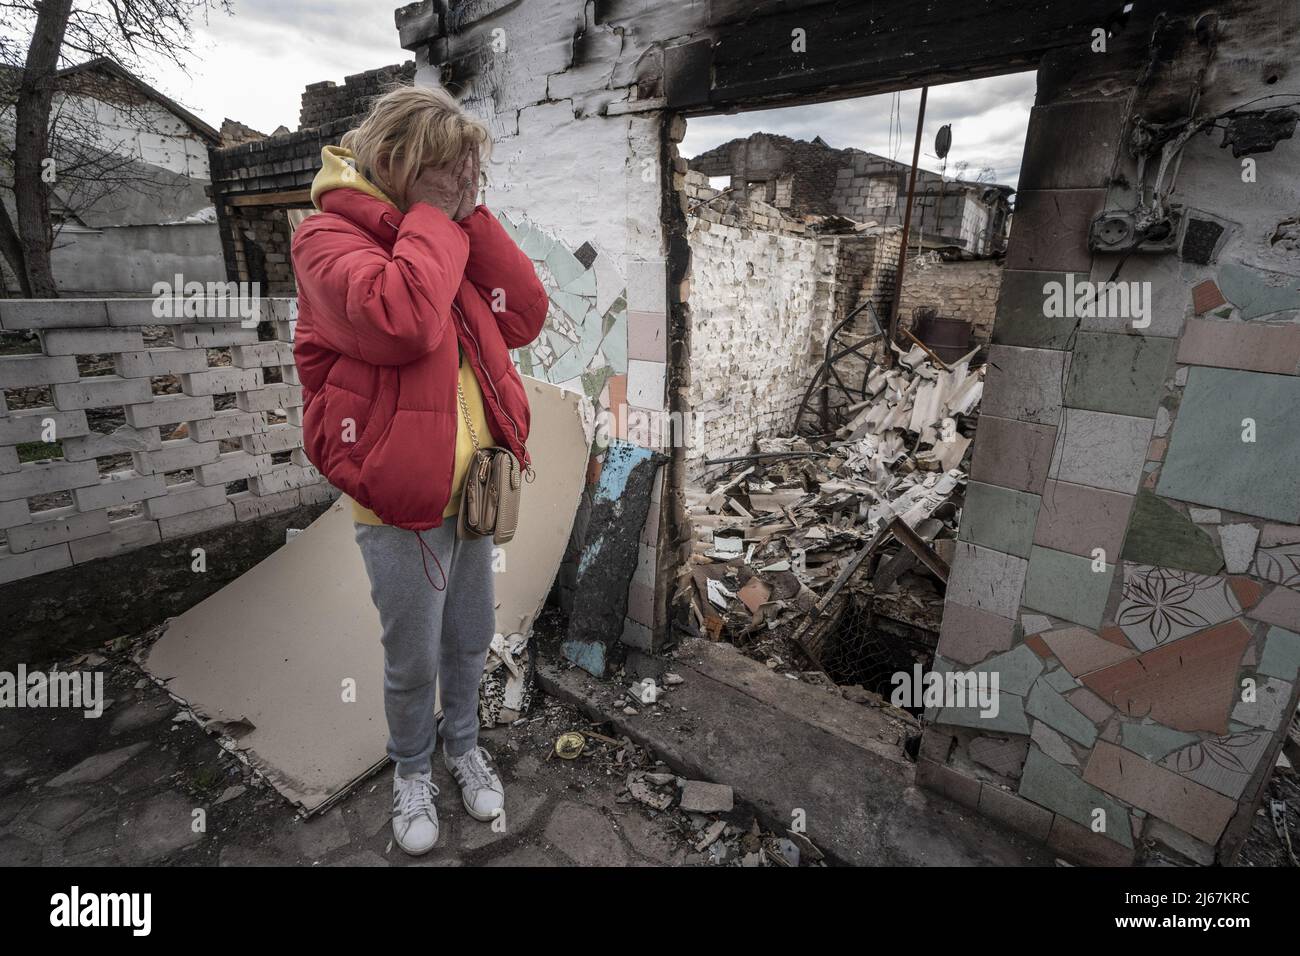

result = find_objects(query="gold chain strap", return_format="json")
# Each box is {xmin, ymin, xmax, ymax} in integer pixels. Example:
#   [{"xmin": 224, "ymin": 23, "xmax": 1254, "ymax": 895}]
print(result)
[{"xmin": 456, "ymin": 377, "xmax": 481, "ymax": 453}]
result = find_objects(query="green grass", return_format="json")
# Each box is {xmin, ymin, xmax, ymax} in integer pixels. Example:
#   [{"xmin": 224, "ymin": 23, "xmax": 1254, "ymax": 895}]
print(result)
[{"xmin": 17, "ymin": 440, "xmax": 63, "ymax": 462}]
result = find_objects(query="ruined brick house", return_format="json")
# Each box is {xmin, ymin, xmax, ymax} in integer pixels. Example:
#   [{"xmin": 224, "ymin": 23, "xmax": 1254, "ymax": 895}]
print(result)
[
  {"xmin": 689, "ymin": 132, "xmax": 1015, "ymax": 257},
  {"xmin": 206, "ymin": 62, "xmax": 417, "ymax": 297},
  {"xmin": 384, "ymin": 0, "xmax": 1300, "ymax": 867}
]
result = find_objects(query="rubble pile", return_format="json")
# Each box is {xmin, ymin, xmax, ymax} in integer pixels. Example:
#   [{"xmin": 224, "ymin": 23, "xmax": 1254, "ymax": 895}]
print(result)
[{"xmin": 681, "ymin": 345, "xmax": 986, "ymax": 665}]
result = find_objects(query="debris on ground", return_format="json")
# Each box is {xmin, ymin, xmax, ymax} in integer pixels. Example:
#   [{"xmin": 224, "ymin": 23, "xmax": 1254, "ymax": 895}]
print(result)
[{"xmin": 678, "ymin": 343, "xmax": 984, "ymax": 686}]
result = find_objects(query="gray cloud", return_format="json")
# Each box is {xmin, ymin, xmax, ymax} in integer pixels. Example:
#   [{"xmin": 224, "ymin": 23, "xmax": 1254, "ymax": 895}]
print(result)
[{"xmin": 680, "ymin": 71, "xmax": 1037, "ymax": 189}]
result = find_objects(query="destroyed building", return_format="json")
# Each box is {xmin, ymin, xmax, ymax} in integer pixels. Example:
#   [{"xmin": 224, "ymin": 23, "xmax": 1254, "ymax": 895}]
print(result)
[
  {"xmin": 688, "ymin": 132, "xmax": 1015, "ymax": 256},
  {"xmin": 2, "ymin": 0, "xmax": 1299, "ymax": 869}
]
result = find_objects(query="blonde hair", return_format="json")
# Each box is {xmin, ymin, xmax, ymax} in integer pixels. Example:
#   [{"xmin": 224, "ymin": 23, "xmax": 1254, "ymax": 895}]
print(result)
[{"xmin": 341, "ymin": 85, "xmax": 491, "ymax": 205}]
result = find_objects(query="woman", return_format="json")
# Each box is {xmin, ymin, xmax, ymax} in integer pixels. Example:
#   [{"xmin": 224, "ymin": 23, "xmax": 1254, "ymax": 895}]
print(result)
[{"xmin": 290, "ymin": 86, "xmax": 547, "ymax": 855}]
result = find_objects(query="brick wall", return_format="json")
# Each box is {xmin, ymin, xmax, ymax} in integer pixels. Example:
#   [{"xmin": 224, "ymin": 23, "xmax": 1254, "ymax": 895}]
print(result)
[
  {"xmin": 299, "ymin": 63, "xmax": 416, "ymax": 131},
  {"xmin": 685, "ymin": 173, "xmax": 838, "ymax": 475},
  {"xmin": 0, "ymin": 298, "xmax": 336, "ymax": 585},
  {"xmin": 897, "ymin": 255, "xmax": 1003, "ymax": 345}
]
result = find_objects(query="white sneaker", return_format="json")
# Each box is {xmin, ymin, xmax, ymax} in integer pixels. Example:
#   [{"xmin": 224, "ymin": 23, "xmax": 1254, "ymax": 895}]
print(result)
[
  {"xmin": 444, "ymin": 746, "xmax": 505, "ymax": 822},
  {"xmin": 391, "ymin": 767, "xmax": 440, "ymax": 855}
]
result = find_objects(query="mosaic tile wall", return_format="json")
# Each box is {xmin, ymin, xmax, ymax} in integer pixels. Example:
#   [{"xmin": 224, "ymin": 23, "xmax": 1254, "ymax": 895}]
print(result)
[
  {"xmin": 920, "ymin": 8, "xmax": 1300, "ymax": 866},
  {"xmin": 494, "ymin": 212, "xmax": 670, "ymax": 651}
]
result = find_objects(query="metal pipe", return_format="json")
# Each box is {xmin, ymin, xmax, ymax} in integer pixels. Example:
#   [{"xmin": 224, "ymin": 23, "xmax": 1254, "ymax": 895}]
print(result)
[{"xmin": 886, "ymin": 85, "xmax": 928, "ymax": 367}]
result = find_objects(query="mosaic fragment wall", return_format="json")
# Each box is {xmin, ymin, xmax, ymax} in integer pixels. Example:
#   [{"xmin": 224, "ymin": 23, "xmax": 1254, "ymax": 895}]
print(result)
[{"xmin": 921, "ymin": 0, "xmax": 1300, "ymax": 865}]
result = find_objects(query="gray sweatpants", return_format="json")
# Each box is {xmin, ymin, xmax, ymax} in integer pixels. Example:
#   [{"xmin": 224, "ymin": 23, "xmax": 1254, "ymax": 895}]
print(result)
[{"xmin": 354, "ymin": 520, "xmax": 496, "ymax": 777}]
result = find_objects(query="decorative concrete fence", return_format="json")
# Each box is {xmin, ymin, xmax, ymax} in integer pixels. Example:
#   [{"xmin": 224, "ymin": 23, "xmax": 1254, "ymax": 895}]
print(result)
[{"xmin": 0, "ymin": 297, "xmax": 335, "ymax": 585}]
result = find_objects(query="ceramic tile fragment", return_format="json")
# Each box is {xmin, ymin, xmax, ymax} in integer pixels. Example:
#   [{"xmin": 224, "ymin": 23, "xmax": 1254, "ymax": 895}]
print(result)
[
  {"xmin": 1176, "ymin": 317, "xmax": 1300, "ymax": 375},
  {"xmin": 1161, "ymin": 729, "xmax": 1272, "ymax": 798},
  {"xmin": 982, "ymin": 344, "xmax": 1066, "ymax": 425},
  {"xmin": 1116, "ymin": 563, "xmax": 1241, "ymax": 650},
  {"xmin": 958, "ymin": 481, "xmax": 1040, "ymax": 558},
  {"xmin": 1042, "ymin": 626, "xmax": 1136, "ymax": 676},
  {"xmin": 936, "ymin": 601, "xmax": 1017, "ymax": 666},
  {"xmin": 1026, "ymin": 679, "xmax": 1098, "ymax": 746},
  {"xmin": 1021, "ymin": 613, "xmax": 1054, "ymax": 636},
  {"xmin": 968, "ymin": 735, "xmax": 1030, "ymax": 778},
  {"xmin": 1157, "ymin": 367, "xmax": 1300, "ymax": 523},
  {"xmin": 969, "ymin": 416, "xmax": 1057, "ymax": 494},
  {"xmin": 1034, "ymin": 480, "xmax": 1132, "ymax": 559},
  {"xmin": 1254, "ymin": 543, "xmax": 1300, "ymax": 587},
  {"xmin": 1231, "ymin": 676, "xmax": 1293, "ymax": 731},
  {"xmin": 1083, "ymin": 741, "xmax": 1236, "ymax": 845},
  {"xmin": 1082, "ymin": 619, "xmax": 1253, "ymax": 733},
  {"xmin": 1044, "ymin": 668, "xmax": 1080, "ymax": 692},
  {"xmin": 1119, "ymin": 721, "xmax": 1199, "ymax": 761},
  {"xmin": 1023, "ymin": 545, "xmax": 1115, "ymax": 630},
  {"xmin": 1218, "ymin": 523, "xmax": 1259, "ymax": 574},
  {"xmin": 1257, "ymin": 626, "xmax": 1300, "ymax": 681},
  {"xmin": 1217, "ymin": 263, "xmax": 1300, "ymax": 320},
  {"xmin": 1066, "ymin": 686, "xmax": 1115, "ymax": 724},
  {"xmin": 1249, "ymin": 585, "xmax": 1300, "ymax": 630},
  {"xmin": 1018, "ymin": 749, "xmax": 1133, "ymax": 848},
  {"xmin": 1048, "ymin": 408, "xmax": 1154, "ymax": 495},
  {"xmin": 1121, "ymin": 490, "xmax": 1224, "ymax": 576},
  {"xmin": 935, "ymin": 692, "xmax": 1030, "ymax": 735},
  {"xmin": 946, "ymin": 542, "xmax": 1028, "ymax": 620},
  {"xmin": 1065, "ymin": 332, "xmax": 1175, "ymax": 417},
  {"xmin": 1031, "ymin": 720, "xmax": 1079, "ymax": 767}
]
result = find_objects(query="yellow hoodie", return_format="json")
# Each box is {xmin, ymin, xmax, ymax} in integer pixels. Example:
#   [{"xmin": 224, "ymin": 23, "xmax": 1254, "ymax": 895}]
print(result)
[{"xmin": 309, "ymin": 145, "xmax": 496, "ymax": 525}]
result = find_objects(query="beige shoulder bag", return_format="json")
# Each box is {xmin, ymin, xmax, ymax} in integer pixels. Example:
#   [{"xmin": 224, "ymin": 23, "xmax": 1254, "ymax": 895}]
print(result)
[{"xmin": 455, "ymin": 378, "xmax": 523, "ymax": 544}]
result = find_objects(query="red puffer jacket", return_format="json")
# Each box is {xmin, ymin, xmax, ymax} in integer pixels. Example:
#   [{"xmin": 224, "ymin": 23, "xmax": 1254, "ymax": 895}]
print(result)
[{"xmin": 290, "ymin": 190, "xmax": 547, "ymax": 530}]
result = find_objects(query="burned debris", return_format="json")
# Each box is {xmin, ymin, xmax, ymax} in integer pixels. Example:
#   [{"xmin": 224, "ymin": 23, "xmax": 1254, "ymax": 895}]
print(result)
[{"xmin": 678, "ymin": 342, "xmax": 985, "ymax": 698}]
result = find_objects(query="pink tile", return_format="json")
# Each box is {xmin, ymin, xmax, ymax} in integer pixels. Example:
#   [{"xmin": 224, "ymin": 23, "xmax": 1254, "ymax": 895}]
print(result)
[
  {"xmin": 1177, "ymin": 318, "xmax": 1300, "ymax": 375},
  {"xmin": 1034, "ymin": 480, "xmax": 1133, "ymax": 559},
  {"xmin": 1083, "ymin": 741, "xmax": 1237, "ymax": 845},
  {"xmin": 627, "ymin": 310, "xmax": 667, "ymax": 363},
  {"xmin": 1042, "ymin": 626, "xmax": 1136, "ymax": 676},
  {"xmin": 1081, "ymin": 620, "xmax": 1253, "ymax": 733},
  {"xmin": 1065, "ymin": 685, "xmax": 1115, "ymax": 724},
  {"xmin": 1249, "ymin": 585, "xmax": 1300, "ymax": 631},
  {"xmin": 936, "ymin": 601, "xmax": 1016, "ymax": 666}
]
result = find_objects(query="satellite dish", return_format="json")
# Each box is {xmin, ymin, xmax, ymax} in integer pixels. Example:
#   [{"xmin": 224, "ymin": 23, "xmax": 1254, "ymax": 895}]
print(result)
[{"xmin": 935, "ymin": 124, "xmax": 952, "ymax": 160}]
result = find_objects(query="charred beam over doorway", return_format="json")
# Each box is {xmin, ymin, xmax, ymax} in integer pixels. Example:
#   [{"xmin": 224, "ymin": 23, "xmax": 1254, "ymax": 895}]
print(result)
[{"xmin": 669, "ymin": 0, "xmax": 1190, "ymax": 113}]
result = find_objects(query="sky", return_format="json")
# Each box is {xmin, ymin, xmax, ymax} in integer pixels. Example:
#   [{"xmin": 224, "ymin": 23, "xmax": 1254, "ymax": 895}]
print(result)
[
  {"xmin": 679, "ymin": 72, "xmax": 1038, "ymax": 189},
  {"xmin": 33, "ymin": 1, "xmax": 1037, "ymax": 188}
]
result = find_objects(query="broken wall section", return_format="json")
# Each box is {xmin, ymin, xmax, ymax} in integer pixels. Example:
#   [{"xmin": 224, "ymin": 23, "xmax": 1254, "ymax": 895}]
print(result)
[
  {"xmin": 685, "ymin": 171, "xmax": 838, "ymax": 475},
  {"xmin": 920, "ymin": 0, "xmax": 1300, "ymax": 867},
  {"xmin": 897, "ymin": 255, "xmax": 1003, "ymax": 347}
]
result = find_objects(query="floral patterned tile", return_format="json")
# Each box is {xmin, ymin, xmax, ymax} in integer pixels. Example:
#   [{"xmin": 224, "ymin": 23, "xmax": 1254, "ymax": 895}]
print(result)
[
  {"xmin": 1160, "ymin": 729, "xmax": 1273, "ymax": 799},
  {"xmin": 1254, "ymin": 543, "xmax": 1300, "ymax": 588},
  {"xmin": 1116, "ymin": 563, "xmax": 1241, "ymax": 651}
]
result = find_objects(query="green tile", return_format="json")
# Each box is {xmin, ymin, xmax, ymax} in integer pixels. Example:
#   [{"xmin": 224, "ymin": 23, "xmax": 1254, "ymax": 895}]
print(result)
[
  {"xmin": 1043, "ymin": 667, "xmax": 1080, "ymax": 692},
  {"xmin": 1026, "ymin": 679, "xmax": 1097, "ymax": 747},
  {"xmin": 1258, "ymin": 626, "xmax": 1300, "ymax": 681},
  {"xmin": 1065, "ymin": 331, "xmax": 1176, "ymax": 417},
  {"xmin": 546, "ymin": 244, "xmax": 587, "ymax": 289},
  {"xmin": 1119, "ymin": 721, "xmax": 1199, "ymax": 761},
  {"xmin": 1121, "ymin": 489, "xmax": 1224, "ymax": 574},
  {"xmin": 1023, "ymin": 545, "xmax": 1115, "ymax": 630},
  {"xmin": 935, "ymin": 692, "xmax": 1030, "ymax": 735},
  {"xmin": 958, "ymin": 481, "xmax": 1040, "ymax": 558},
  {"xmin": 1218, "ymin": 263, "xmax": 1300, "ymax": 320},
  {"xmin": 992, "ymin": 271, "xmax": 1081, "ymax": 349},
  {"xmin": 1018, "ymin": 749, "xmax": 1133, "ymax": 847},
  {"xmin": 1157, "ymin": 367, "xmax": 1300, "ymax": 523}
]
